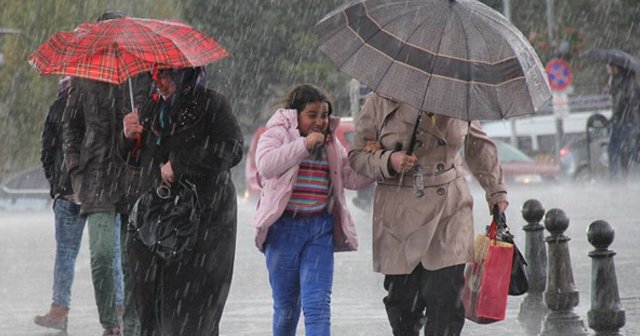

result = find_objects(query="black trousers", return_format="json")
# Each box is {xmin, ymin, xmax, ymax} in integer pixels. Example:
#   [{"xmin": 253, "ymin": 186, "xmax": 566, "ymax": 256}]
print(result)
[
  {"xmin": 383, "ymin": 264, "xmax": 466, "ymax": 336},
  {"xmin": 128, "ymin": 203, "xmax": 237, "ymax": 336}
]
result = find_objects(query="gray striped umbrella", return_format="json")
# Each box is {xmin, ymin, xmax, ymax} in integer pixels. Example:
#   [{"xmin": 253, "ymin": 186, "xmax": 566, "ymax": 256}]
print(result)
[{"xmin": 313, "ymin": 0, "xmax": 551, "ymax": 121}]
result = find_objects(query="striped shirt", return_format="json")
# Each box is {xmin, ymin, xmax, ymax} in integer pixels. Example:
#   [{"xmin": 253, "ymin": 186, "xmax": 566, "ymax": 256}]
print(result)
[{"xmin": 285, "ymin": 149, "xmax": 331, "ymax": 215}]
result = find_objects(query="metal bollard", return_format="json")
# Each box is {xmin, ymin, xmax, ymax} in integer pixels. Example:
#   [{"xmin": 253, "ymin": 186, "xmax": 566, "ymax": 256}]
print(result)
[
  {"xmin": 518, "ymin": 199, "xmax": 548, "ymax": 335},
  {"xmin": 539, "ymin": 208, "xmax": 589, "ymax": 336},
  {"xmin": 587, "ymin": 220, "xmax": 625, "ymax": 335}
]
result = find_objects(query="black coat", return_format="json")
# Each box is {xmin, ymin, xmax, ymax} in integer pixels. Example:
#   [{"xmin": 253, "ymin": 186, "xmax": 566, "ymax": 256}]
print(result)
[
  {"xmin": 121, "ymin": 84, "xmax": 243, "ymax": 336},
  {"xmin": 610, "ymin": 72, "xmax": 640, "ymax": 127},
  {"xmin": 41, "ymin": 93, "xmax": 73, "ymax": 199},
  {"xmin": 122, "ymin": 85, "xmax": 243, "ymax": 207},
  {"xmin": 62, "ymin": 74, "xmax": 150, "ymax": 215}
]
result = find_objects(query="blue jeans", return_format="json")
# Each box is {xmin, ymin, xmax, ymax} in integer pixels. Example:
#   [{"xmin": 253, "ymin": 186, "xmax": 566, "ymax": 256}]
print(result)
[
  {"xmin": 51, "ymin": 198, "xmax": 86, "ymax": 307},
  {"xmin": 265, "ymin": 213, "xmax": 334, "ymax": 336}
]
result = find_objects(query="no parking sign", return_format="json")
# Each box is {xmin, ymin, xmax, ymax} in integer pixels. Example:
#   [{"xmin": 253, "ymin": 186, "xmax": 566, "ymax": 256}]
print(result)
[{"xmin": 546, "ymin": 58, "xmax": 572, "ymax": 91}]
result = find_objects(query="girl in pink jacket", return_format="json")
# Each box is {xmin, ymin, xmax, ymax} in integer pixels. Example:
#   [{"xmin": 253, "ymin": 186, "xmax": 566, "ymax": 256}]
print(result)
[{"xmin": 253, "ymin": 84, "xmax": 371, "ymax": 336}]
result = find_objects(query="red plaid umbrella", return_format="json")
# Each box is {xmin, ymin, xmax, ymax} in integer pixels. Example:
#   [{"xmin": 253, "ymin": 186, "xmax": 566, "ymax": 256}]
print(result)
[{"xmin": 28, "ymin": 17, "xmax": 229, "ymax": 85}]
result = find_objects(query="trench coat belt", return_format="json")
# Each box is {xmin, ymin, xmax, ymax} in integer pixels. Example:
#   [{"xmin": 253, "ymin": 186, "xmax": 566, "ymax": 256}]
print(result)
[{"xmin": 377, "ymin": 165, "xmax": 462, "ymax": 188}]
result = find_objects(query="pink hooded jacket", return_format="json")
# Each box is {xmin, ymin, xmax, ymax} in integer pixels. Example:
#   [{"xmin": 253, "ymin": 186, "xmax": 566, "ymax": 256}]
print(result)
[{"xmin": 252, "ymin": 108, "xmax": 372, "ymax": 252}]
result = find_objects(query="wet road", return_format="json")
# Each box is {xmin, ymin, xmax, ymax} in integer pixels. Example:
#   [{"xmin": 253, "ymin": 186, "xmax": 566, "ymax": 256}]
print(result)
[{"xmin": 1, "ymin": 180, "xmax": 639, "ymax": 335}]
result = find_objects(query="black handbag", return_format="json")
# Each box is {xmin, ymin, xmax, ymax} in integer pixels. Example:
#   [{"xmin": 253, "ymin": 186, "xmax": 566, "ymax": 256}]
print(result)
[
  {"xmin": 129, "ymin": 179, "xmax": 201, "ymax": 262},
  {"xmin": 492, "ymin": 207, "xmax": 529, "ymax": 296},
  {"xmin": 508, "ymin": 244, "xmax": 529, "ymax": 296}
]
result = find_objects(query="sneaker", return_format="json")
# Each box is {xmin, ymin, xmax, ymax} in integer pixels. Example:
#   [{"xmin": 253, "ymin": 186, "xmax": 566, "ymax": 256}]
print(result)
[{"xmin": 102, "ymin": 326, "xmax": 122, "ymax": 336}]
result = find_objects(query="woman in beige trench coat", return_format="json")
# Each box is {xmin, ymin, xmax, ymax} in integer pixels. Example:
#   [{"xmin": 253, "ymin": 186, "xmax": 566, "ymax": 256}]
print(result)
[{"xmin": 348, "ymin": 93, "xmax": 509, "ymax": 336}]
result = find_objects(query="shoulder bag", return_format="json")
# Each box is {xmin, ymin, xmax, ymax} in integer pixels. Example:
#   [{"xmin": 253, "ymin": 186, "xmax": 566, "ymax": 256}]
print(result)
[{"xmin": 129, "ymin": 179, "xmax": 201, "ymax": 262}]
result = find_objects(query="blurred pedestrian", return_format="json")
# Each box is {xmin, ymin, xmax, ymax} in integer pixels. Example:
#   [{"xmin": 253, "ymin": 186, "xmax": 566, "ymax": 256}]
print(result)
[
  {"xmin": 252, "ymin": 84, "xmax": 372, "ymax": 335},
  {"xmin": 36, "ymin": 76, "xmax": 127, "ymax": 333},
  {"xmin": 34, "ymin": 76, "xmax": 85, "ymax": 332},
  {"xmin": 120, "ymin": 66, "xmax": 243, "ymax": 336},
  {"xmin": 348, "ymin": 93, "xmax": 509, "ymax": 336},
  {"xmin": 606, "ymin": 63, "xmax": 640, "ymax": 179},
  {"xmin": 62, "ymin": 11, "xmax": 151, "ymax": 335}
]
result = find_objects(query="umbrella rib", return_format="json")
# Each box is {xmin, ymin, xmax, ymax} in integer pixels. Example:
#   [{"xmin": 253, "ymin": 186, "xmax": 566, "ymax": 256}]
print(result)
[
  {"xmin": 418, "ymin": 4, "xmax": 452, "ymax": 114},
  {"xmin": 335, "ymin": 1, "xmax": 439, "ymax": 75},
  {"xmin": 332, "ymin": 1, "xmax": 526, "ymax": 88},
  {"xmin": 464, "ymin": 1, "xmax": 549, "ymax": 116},
  {"xmin": 372, "ymin": 4, "xmax": 443, "ymax": 94},
  {"xmin": 449, "ymin": 7, "xmax": 472, "ymax": 121},
  {"xmin": 356, "ymin": 1, "xmax": 517, "ymax": 65},
  {"xmin": 455, "ymin": 5, "xmax": 499, "ymax": 120}
]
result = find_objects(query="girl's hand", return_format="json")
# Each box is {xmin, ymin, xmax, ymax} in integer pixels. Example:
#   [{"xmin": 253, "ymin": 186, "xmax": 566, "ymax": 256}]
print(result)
[
  {"xmin": 389, "ymin": 151, "xmax": 417, "ymax": 174},
  {"xmin": 306, "ymin": 131, "xmax": 326, "ymax": 151},
  {"xmin": 160, "ymin": 161, "xmax": 175, "ymax": 185},
  {"xmin": 363, "ymin": 140, "xmax": 383, "ymax": 153},
  {"xmin": 123, "ymin": 109, "xmax": 143, "ymax": 139}
]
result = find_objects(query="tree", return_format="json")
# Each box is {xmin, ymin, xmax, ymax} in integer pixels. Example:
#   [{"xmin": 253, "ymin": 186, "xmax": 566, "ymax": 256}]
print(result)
[
  {"xmin": 180, "ymin": 0, "xmax": 351, "ymax": 134},
  {"xmin": 3, "ymin": 0, "xmax": 640, "ymax": 177}
]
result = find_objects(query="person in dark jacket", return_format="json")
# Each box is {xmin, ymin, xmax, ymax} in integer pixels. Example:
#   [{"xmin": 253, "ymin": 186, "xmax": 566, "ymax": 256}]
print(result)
[
  {"xmin": 120, "ymin": 66, "xmax": 243, "ymax": 336},
  {"xmin": 34, "ymin": 76, "xmax": 86, "ymax": 332},
  {"xmin": 62, "ymin": 12, "xmax": 152, "ymax": 336},
  {"xmin": 606, "ymin": 63, "xmax": 640, "ymax": 179}
]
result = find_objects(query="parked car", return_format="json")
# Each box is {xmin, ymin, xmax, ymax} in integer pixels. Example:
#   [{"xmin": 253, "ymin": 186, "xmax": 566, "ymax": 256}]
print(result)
[
  {"xmin": 491, "ymin": 140, "xmax": 560, "ymax": 184},
  {"xmin": 559, "ymin": 135, "xmax": 610, "ymax": 181},
  {"xmin": 459, "ymin": 139, "xmax": 559, "ymax": 185},
  {"xmin": 559, "ymin": 113, "xmax": 610, "ymax": 181},
  {"xmin": 243, "ymin": 117, "xmax": 355, "ymax": 199},
  {"xmin": 0, "ymin": 166, "xmax": 50, "ymax": 210},
  {"xmin": 1, "ymin": 166, "xmax": 49, "ymax": 196}
]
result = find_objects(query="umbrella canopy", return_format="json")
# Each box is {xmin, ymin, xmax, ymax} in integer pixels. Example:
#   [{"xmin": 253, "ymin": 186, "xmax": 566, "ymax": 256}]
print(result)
[
  {"xmin": 28, "ymin": 17, "xmax": 229, "ymax": 85},
  {"xmin": 313, "ymin": 0, "xmax": 551, "ymax": 121},
  {"xmin": 581, "ymin": 48, "xmax": 640, "ymax": 73}
]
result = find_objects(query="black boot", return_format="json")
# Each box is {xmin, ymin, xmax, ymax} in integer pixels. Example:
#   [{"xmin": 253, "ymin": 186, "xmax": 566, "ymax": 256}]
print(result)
[{"xmin": 384, "ymin": 297, "xmax": 426, "ymax": 336}]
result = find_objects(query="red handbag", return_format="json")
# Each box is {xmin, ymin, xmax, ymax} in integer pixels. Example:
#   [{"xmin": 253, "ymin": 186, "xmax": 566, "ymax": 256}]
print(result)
[{"xmin": 461, "ymin": 218, "xmax": 514, "ymax": 323}]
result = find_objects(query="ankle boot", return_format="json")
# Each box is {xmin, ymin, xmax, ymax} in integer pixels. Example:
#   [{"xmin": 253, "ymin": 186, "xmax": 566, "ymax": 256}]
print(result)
[{"xmin": 34, "ymin": 304, "xmax": 69, "ymax": 331}]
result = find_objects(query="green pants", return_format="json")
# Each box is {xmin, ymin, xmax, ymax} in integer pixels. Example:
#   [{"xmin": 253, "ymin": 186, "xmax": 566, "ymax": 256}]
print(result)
[{"xmin": 87, "ymin": 212, "xmax": 140, "ymax": 335}]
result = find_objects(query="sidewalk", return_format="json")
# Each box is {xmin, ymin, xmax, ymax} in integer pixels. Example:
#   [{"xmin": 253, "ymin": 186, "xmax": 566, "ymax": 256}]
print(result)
[
  {"xmin": 2, "ymin": 182, "xmax": 639, "ymax": 335},
  {"xmin": 224, "ymin": 186, "xmax": 640, "ymax": 336}
]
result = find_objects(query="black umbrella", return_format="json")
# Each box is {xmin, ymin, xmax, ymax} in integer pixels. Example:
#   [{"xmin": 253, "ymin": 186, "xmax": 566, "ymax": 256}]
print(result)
[
  {"xmin": 313, "ymin": 0, "xmax": 551, "ymax": 121},
  {"xmin": 581, "ymin": 48, "xmax": 640, "ymax": 73}
]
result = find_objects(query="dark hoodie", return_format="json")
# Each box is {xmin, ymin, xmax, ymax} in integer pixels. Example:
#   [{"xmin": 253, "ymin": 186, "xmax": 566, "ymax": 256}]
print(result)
[
  {"xmin": 41, "ymin": 78, "xmax": 73, "ymax": 199},
  {"xmin": 610, "ymin": 70, "xmax": 640, "ymax": 127}
]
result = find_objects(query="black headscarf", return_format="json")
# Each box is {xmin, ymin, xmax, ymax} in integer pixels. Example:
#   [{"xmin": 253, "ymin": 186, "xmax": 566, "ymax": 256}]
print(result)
[
  {"xmin": 153, "ymin": 67, "xmax": 206, "ymax": 142},
  {"xmin": 97, "ymin": 11, "xmax": 125, "ymax": 22}
]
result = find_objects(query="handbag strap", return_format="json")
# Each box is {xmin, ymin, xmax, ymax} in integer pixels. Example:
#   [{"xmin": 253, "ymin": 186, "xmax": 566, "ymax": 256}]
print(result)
[{"xmin": 488, "ymin": 218, "xmax": 498, "ymax": 240}]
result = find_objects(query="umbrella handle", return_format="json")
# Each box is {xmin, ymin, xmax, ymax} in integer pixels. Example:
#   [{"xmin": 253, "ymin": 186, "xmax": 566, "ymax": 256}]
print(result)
[
  {"xmin": 127, "ymin": 78, "xmax": 143, "ymax": 159},
  {"xmin": 406, "ymin": 111, "xmax": 423, "ymax": 155},
  {"xmin": 128, "ymin": 77, "xmax": 135, "ymax": 113}
]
